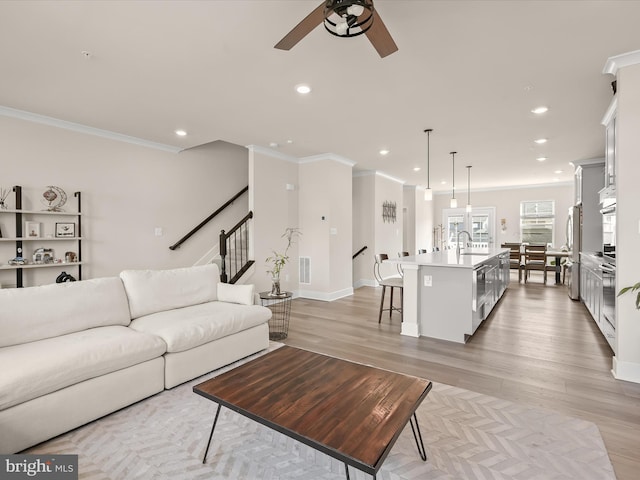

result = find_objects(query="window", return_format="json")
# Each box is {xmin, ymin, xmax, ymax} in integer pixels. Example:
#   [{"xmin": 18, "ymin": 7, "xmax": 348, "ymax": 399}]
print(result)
[
  {"xmin": 520, "ymin": 200, "xmax": 554, "ymax": 245},
  {"xmin": 442, "ymin": 207, "xmax": 496, "ymax": 250}
]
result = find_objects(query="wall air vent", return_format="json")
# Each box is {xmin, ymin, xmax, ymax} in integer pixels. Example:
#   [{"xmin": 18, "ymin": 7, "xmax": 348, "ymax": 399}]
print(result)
[{"xmin": 299, "ymin": 257, "xmax": 311, "ymax": 284}]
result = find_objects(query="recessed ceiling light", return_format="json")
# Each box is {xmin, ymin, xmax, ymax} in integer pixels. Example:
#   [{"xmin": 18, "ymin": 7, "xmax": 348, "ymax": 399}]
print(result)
[
  {"xmin": 286, "ymin": 139, "xmax": 294, "ymax": 144},
  {"xmin": 175, "ymin": 130, "xmax": 187, "ymax": 136},
  {"xmin": 269, "ymin": 142, "xmax": 279, "ymax": 148},
  {"xmin": 413, "ymin": 167, "xmax": 421, "ymax": 172},
  {"xmin": 554, "ymin": 170, "xmax": 563, "ymax": 174},
  {"xmin": 534, "ymin": 138, "xmax": 548, "ymax": 144},
  {"xmin": 440, "ymin": 180, "xmax": 447, "ymax": 185},
  {"xmin": 531, "ymin": 106, "xmax": 549, "ymax": 114},
  {"xmin": 568, "ymin": 161, "xmax": 575, "ymax": 167},
  {"xmin": 295, "ymin": 84, "xmax": 311, "ymax": 94},
  {"xmin": 379, "ymin": 149, "xmax": 389, "ymax": 156},
  {"xmin": 536, "ymin": 157, "xmax": 547, "ymax": 162}
]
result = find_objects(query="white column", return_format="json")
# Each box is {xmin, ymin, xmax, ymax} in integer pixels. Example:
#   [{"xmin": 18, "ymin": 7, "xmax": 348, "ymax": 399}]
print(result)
[{"xmin": 401, "ymin": 264, "xmax": 421, "ymax": 337}]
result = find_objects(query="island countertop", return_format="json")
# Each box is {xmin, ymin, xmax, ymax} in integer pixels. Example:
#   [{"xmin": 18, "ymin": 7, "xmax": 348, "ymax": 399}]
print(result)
[
  {"xmin": 392, "ymin": 247, "xmax": 511, "ymax": 343},
  {"xmin": 388, "ymin": 248, "xmax": 509, "ymax": 269}
]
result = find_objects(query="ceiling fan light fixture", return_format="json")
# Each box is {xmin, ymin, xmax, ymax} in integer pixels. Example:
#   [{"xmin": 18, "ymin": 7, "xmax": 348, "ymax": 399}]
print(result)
[{"xmin": 324, "ymin": 0, "xmax": 374, "ymax": 38}]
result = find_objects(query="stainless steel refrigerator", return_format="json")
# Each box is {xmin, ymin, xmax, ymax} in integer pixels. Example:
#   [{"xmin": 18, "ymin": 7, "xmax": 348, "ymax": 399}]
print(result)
[{"xmin": 566, "ymin": 205, "xmax": 582, "ymax": 300}]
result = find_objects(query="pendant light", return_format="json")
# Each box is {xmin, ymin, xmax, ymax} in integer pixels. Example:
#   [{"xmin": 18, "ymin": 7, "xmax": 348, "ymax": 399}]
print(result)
[
  {"xmin": 424, "ymin": 129, "xmax": 433, "ymax": 201},
  {"xmin": 450, "ymin": 151, "xmax": 457, "ymax": 208},
  {"xmin": 466, "ymin": 165, "xmax": 472, "ymax": 213}
]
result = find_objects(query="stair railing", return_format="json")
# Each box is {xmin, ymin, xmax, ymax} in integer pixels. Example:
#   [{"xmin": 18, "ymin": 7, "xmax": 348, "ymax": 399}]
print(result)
[
  {"xmin": 353, "ymin": 245, "xmax": 368, "ymax": 259},
  {"xmin": 169, "ymin": 186, "xmax": 248, "ymax": 251},
  {"xmin": 220, "ymin": 211, "xmax": 254, "ymax": 283}
]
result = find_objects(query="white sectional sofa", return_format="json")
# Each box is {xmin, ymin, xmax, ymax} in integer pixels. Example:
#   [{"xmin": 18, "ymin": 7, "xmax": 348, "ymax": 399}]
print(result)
[{"xmin": 0, "ymin": 263, "xmax": 271, "ymax": 454}]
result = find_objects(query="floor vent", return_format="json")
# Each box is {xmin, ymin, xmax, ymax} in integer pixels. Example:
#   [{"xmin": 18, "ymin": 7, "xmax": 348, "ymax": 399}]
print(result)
[{"xmin": 299, "ymin": 256, "xmax": 311, "ymax": 284}]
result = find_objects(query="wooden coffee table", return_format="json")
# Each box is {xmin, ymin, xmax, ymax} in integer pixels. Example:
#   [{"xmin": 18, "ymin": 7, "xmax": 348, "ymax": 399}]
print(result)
[{"xmin": 193, "ymin": 346, "xmax": 432, "ymax": 479}]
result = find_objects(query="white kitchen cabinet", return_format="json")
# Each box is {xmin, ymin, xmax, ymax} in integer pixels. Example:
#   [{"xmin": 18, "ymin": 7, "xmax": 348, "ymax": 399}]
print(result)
[
  {"xmin": 580, "ymin": 253, "xmax": 603, "ymax": 329},
  {"xmin": 602, "ymin": 97, "xmax": 617, "ymax": 189}
]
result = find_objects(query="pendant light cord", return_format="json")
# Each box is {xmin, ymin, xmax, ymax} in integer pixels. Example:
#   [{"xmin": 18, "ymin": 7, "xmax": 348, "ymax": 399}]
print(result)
[
  {"xmin": 467, "ymin": 166, "xmax": 471, "ymax": 204},
  {"xmin": 424, "ymin": 129, "xmax": 432, "ymax": 190},
  {"xmin": 450, "ymin": 151, "xmax": 457, "ymax": 200}
]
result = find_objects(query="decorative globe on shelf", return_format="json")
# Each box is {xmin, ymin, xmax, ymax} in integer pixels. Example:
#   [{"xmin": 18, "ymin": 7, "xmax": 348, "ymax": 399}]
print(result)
[{"xmin": 41, "ymin": 186, "xmax": 67, "ymax": 212}]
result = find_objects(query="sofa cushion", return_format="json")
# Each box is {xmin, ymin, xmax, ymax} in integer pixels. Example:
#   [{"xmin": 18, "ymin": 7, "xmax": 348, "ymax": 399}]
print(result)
[
  {"xmin": 0, "ymin": 325, "xmax": 166, "ymax": 411},
  {"xmin": 120, "ymin": 264, "xmax": 219, "ymax": 319},
  {"xmin": 217, "ymin": 282, "xmax": 255, "ymax": 306},
  {"xmin": 0, "ymin": 277, "xmax": 131, "ymax": 348},
  {"xmin": 129, "ymin": 301, "xmax": 271, "ymax": 353}
]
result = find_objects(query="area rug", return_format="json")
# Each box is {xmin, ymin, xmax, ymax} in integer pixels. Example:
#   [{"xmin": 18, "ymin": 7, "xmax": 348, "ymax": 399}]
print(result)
[{"xmin": 26, "ymin": 343, "xmax": 615, "ymax": 479}]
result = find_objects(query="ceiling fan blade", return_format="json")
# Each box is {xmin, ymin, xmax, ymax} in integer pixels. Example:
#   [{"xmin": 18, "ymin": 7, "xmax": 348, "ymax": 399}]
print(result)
[
  {"xmin": 365, "ymin": 11, "xmax": 398, "ymax": 58},
  {"xmin": 274, "ymin": 2, "xmax": 325, "ymax": 51}
]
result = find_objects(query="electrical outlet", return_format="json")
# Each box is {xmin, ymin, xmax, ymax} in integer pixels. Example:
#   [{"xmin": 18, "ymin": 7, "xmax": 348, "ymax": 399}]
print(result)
[
  {"xmin": 424, "ymin": 275, "xmax": 432, "ymax": 287},
  {"xmin": 154, "ymin": 227, "xmax": 163, "ymax": 237}
]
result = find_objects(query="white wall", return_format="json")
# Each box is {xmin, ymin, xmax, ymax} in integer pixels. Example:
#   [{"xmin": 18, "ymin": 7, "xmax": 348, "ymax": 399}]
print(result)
[
  {"xmin": 352, "ymin": 174, "xmax": 375, "ymax": 287},
  {"xmin": 248, "ymin": 146, "xmax": 299, "ymax": 295},
  {"xmin": 613, "ymin": 61, "xmax": 640, "ymax": 382},
  {"xmin": 0, "ymin": 116, "xmax": 248, "ymax": 287},
  {"xmin": 374, "ymin": 173, "xmax": 404, "ymax": 279},
  {"xmin": 416, "ymin": 188, "xmax": 434, "ymax": 253},
  {"xmin": 404, "ymin": 185, "xmax": 434, "ymax": 254},
  {"xmin": 299, "ymin": 158, "xmax": 353, "ymax": 300},
  {"xmin": 403, "ymin": 186, "xmax": 416, "ymax": 255},
  {"xmin": 433, "ymin": 184, "xmax": 573, "ymax": 248}
]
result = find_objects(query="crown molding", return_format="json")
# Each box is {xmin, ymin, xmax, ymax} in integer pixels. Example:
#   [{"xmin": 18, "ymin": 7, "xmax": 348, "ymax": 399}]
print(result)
[
  {"xmin": 375, "ymin": 171, "xmax": 406, "ymax": 185},
  {"xmin": 0, "ymin": 105, "xmax": 183, "ymax": 153},
  {"xmin": 246, "ymin": 144, "xmax": 299, "ymax": 163},
  {"xmin": 299, "ymin": 153, "xmax": 356, "ymax": 167},
  {"xmin": 603, "ymin": 49, "xmax": 640, "ymax": 75}
]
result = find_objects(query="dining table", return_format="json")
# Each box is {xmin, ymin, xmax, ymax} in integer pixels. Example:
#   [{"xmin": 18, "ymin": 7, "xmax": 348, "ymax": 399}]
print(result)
[{"xmin": 545, "ymin": 249, "xmax": 572, "ymax": 285}]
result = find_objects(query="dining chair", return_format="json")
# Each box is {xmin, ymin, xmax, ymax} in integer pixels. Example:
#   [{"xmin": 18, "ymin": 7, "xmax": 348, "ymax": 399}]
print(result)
[
  {"xmin": 374, "ymin": 254, "xmax": 403, "ymax": 323},
  {"xmin": 523, "ymin": 244, "xmax": 554, "ymax": 284},
  {"xmin": 501, "ymin": 242, "xmax": 523, "ymax": 282},
  {"xmin": 396, "ymin": 251, "xmax": 410, "ymax": 277},
  {"xmin": 418, "ymin": 249, "xmax": 427, "ymax": 254}
]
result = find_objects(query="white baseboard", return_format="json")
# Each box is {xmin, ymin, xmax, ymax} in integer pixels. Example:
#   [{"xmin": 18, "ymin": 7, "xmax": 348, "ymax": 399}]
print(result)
[
  {"xmin": 401, "ymin": 323, "xmax": 420, "ymax": 337},
  {"xmin": 354, "ymin": 279, "xmax": 377, "ymax": 289},
  {"xmin": 612, "ymin": 357, "xmax": 640, "ymax": 383},
  {"xmin": 298, "ymin": 287, "xmax": 354, "ymax": 302}
]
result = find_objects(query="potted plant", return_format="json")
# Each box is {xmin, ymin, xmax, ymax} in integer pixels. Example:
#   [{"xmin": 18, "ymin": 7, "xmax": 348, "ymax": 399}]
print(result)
[
  {"xmin": 618, "ymin": 282, "xmax": 640, "ymax": 309},
  {"xmin": 265, "ymin": 227, "xmax": 301, "ymax": 296}
]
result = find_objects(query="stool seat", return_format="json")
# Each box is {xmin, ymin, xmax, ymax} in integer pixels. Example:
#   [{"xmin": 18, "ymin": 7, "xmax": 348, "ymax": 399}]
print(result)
[{"xmin": 374, "ymin": 254, "xmax": 403, "ymax": 323}]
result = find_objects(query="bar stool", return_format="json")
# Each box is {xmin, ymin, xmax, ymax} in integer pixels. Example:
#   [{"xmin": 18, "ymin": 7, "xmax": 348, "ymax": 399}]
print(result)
[{"xmin": 374, "ymin": 254, "xmax": 403, "ymax": 323}]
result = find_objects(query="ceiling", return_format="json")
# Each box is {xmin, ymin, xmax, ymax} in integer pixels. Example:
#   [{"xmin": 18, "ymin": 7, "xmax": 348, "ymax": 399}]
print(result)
[{"xmin": 1, "ymin": 1, "xmax": 639, "ymax": 192}]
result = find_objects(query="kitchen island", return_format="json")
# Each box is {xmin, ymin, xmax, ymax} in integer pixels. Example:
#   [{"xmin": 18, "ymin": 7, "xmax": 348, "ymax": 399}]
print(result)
[{"xmin": 388, "ymin": 248, "xmax": 510, "ymax": 343}]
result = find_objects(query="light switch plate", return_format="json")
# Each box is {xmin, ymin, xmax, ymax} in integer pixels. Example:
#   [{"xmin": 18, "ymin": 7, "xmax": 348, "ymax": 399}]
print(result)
[{"xmin": 424, "ymin": 275, "xmax": 432, "ymax": 287}]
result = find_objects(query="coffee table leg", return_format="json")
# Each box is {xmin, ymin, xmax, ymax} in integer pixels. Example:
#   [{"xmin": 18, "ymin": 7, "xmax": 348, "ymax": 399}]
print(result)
[
  {"xmin": 409, "ymin": 413, "xmax": 427, "ymax": 461},
  {"xmin": 344, "ymin": 464, "xmax": 376, "ymax": 480},
  {"xmin": 202, "ymin": 403, "xmax": 222, "ymax": 464}
]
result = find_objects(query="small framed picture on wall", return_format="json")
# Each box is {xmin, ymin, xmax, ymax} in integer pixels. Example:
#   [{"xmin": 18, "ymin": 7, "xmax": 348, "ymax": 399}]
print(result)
[
  {"xmin": 55, "ymin": 222, "xmax": 76, "ymax": 238},
  {"xmin": 25, "ymin": 221, "xmax": 41, "ymax": 238}
]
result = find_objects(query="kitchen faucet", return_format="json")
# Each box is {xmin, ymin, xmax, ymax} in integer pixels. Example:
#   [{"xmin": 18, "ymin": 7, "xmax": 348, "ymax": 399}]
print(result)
[{"xmin": 456, "ymin": 230, "xmax": 472, "ymax": 256}]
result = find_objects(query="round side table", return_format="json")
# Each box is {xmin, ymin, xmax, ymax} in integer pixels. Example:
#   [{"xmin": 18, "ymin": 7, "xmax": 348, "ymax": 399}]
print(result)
[{"xmin": 259, "ymin": 291, "xmax": 293, "ymax": 340}]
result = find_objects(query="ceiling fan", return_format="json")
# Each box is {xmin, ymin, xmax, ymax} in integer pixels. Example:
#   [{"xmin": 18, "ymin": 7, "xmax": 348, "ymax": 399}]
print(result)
[{"xmin": 274, "ymin": 0, "xmax": 398, "ymax": 58}]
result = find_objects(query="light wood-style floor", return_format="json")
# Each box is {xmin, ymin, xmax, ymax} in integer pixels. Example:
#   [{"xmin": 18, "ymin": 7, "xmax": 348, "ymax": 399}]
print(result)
[{"xmin": 282, "ymin": 272, "xmax": 640, "ymax": 480}]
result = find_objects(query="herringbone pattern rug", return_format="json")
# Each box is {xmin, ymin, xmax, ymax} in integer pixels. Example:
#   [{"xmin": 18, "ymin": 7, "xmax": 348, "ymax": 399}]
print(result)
[{"xmin": 27, "ymin": 344, "xmax": 615, "ymax": 479}]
